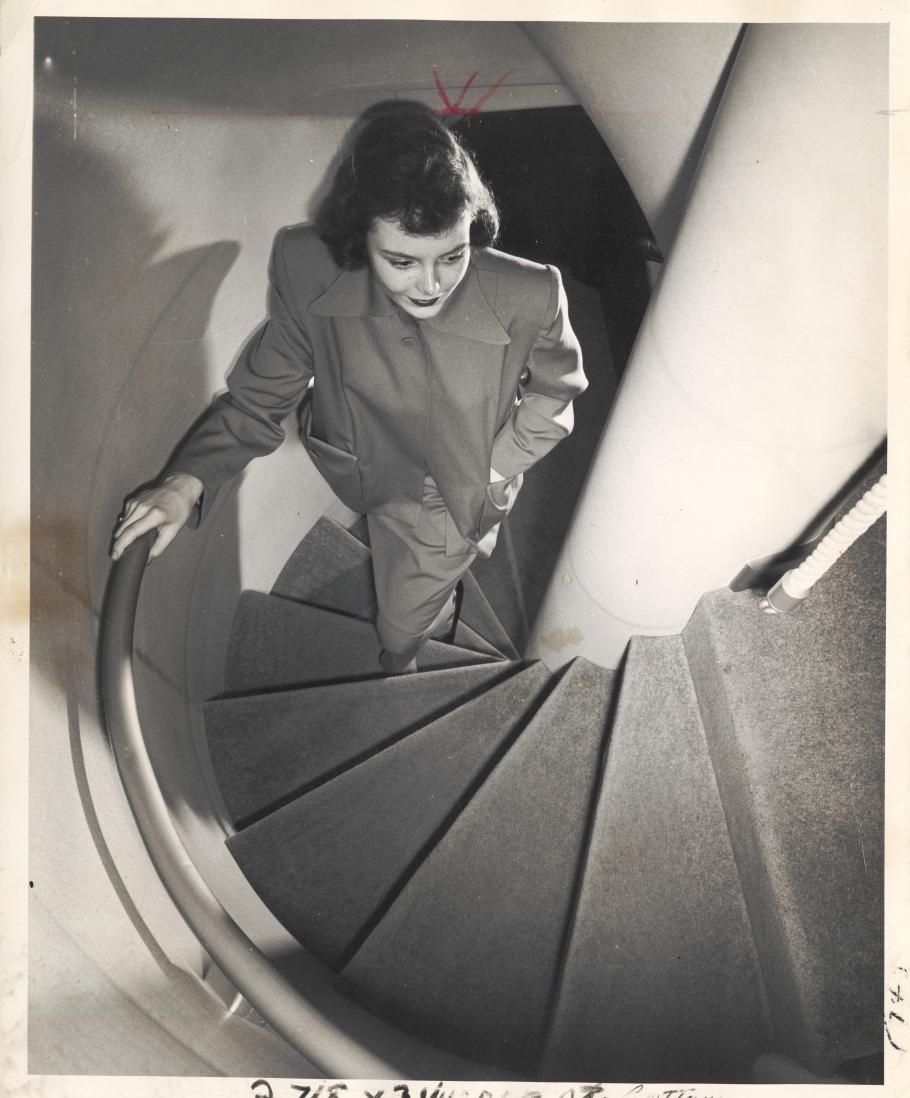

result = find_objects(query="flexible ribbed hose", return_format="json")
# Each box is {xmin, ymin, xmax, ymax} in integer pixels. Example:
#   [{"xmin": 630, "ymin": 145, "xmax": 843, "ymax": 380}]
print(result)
[{"xmin": 762, "ymin": 473, "xmax": 887, "ymax": 613}]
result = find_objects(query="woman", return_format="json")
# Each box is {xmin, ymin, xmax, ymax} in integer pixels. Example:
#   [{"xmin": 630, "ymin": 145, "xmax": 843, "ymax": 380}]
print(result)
[{"xmin": 112, "ymin": 101, "xmax": 586, "ymax": 673}]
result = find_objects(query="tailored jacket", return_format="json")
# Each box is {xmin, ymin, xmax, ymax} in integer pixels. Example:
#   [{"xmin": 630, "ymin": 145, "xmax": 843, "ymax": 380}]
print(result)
[{"xmin": 166, "ymin": 224, "xmax": 586, "ymax": 550}]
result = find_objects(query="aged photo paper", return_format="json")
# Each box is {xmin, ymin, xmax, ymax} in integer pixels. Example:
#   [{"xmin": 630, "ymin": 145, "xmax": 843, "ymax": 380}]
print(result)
[{"xmin": 2, "ymin": 1, "xmax": 909, "ymax": 1096}]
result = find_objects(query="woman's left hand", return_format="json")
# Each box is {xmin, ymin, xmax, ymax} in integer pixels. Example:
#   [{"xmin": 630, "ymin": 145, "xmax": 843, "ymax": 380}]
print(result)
[{"xmin": 111, "ymin": 473, "xmax": 204, "ymax": 562}]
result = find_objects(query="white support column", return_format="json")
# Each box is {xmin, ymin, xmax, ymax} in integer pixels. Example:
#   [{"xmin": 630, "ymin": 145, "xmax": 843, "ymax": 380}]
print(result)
[{"xmin": 529, "ymin": 24, "xmax": 888, "ymax": 670}]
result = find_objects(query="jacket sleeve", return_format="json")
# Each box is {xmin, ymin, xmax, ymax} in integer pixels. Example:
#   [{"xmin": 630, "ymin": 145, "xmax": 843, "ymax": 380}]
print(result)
[
  {"xmin": 489, "ymin": 264, "xmax": 587, "ymax": 480},
  {"xmin": 161, "ymin": 228, "xmax": 315, "ymax": 522}
]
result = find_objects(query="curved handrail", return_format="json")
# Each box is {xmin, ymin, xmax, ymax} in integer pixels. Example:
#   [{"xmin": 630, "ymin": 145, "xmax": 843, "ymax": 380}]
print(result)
[{"xmin": 99, "ymin": 531, "xmax": 401, "ymax": 1078}]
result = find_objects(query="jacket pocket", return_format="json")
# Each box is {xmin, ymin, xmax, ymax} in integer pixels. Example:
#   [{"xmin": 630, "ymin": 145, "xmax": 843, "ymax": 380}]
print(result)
[{"xmin": 299, "ymin": 401, "xmax": 363, "ymax": 511}]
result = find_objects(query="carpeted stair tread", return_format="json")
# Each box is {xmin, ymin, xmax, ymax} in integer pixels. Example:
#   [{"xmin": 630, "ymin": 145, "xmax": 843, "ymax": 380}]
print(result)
[
  {"xmin": 681, "ymin": 519, "xmax": 885, "ymax": 1074},
  {"xmin": 206, "ymin": 661, "xmax": 521, "ymax": 826},
  {"xmin": 542, "ymin": 635, "xmax": 770, "ymax": 1083},
  {"xmin": 451, "ymin": 618, "xmax": 506, "ymax": 660},
  {"xmin": 271, "ymin": 517, "xmax": 376, "ymax": 621},
  {"xmin": 224, "ymin": 592, "xmax": 498, "ymax": 694},
  {"xmin": 226, "ymin": 662, "xmax": 554, "ymax": 968},
  {"xmin": 460, "ymin": 571, "xmax": 520, "ymax": 660},
  {"xmin": 336, "ymin": 657, "xmax": 615, "ymax": 1075},
  {"xmin": 346, "ymin": 516, "xmax": 370, "ymax": 546}
]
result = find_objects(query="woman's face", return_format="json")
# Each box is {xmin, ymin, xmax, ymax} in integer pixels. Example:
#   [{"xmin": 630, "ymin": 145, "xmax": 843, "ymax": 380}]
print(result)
[{"xmin": 366, "ymin": 213, "xmax": 472, "ymax": 320}]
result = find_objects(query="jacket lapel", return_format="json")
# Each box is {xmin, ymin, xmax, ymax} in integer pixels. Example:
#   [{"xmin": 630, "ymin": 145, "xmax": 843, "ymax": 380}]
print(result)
[
  {"xmin": 307, "ymin": 253, "xmax": 511, "ymax": 346},
  {"xmin": 307, "ymin": 266, "xmax": 393, "ymax": 318},
  {"xmin": 423, "ymin": 263, "xmax": 511, "ymax": 346}
]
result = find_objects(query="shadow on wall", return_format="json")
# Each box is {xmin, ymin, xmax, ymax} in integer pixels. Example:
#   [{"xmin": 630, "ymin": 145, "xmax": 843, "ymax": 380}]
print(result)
[
  {"xmin": 657, "ymin": 25, "xmax": 746, "ymax": 259},
  {"xmin": 454, "ymin": 107, "xmax": 644, "ymax": 625},
  {"xmin": 30, "ymin": 113, "xmax": 242, "ymax": 812},
  {"xmin": 457, "ymin": 106, "xmax": 653, "ymax": 372}
]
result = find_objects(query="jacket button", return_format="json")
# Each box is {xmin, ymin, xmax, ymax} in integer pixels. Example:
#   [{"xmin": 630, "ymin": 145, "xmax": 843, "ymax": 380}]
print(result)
[{"xmin": 401, "ymin": 336, "xmax": 417, "ymax": 348}]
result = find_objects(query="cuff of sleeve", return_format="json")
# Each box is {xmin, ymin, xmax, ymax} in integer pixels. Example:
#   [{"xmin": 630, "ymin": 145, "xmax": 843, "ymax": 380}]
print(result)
[
  {"xmin": 491, "ymin": 398, "xmax": 574, "ymax": 479},
  {"xmin": 159, "ymin": 465, "xmax": 215, "ymax": 528}
]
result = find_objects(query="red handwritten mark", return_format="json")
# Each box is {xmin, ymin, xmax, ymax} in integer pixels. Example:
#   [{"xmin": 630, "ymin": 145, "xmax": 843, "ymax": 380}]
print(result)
[
  {"xmin": 432, "ymin": 67, "xmax": 513, "ymax": 116},
  {"xmin": 471, "ymin": 70, "xmax": 514, "ymax": 113}
]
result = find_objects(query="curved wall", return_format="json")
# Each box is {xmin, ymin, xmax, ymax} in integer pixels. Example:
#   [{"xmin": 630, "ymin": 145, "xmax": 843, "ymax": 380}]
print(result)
[
  {"xmin": 30, "ymin": 73, "xmax": 349, "ymax": 1075},
  {"xmin": 28, "ymin": 19, "xmax": 575, "ymax": 1075},
  {"xmin": 523, "ymin": 22, "xmax": 744, "ymax": 255}
]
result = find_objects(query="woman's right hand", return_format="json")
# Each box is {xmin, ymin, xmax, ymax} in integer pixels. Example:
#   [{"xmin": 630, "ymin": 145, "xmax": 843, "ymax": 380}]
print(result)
[{"xmin": 111, "ymin": 472, "xmax": 204, "ymax": 562}]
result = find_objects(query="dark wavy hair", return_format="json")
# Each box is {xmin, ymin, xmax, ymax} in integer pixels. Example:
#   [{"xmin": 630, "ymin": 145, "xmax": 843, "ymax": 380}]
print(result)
[{"xmin": 316, "ymin": 101, "xmax": 500, "ymax": 270}]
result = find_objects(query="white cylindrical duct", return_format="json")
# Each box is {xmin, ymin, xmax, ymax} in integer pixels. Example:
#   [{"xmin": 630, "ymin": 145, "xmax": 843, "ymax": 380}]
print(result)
[{"xmin": 530, "ymin": 23, "xmax": 888, "ymax": 670}]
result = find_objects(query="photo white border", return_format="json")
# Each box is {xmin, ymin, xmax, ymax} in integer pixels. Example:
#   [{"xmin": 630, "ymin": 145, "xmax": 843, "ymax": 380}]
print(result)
[{"xmin": 2, "ymin": 2, "xmax": 908, "ymax": 1095}]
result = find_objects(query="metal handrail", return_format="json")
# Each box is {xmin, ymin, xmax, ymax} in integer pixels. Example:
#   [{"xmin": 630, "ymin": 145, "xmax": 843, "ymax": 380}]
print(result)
[{"xmin": 99, "ymin": 531, "xmax": 401, "ymax": 1078}]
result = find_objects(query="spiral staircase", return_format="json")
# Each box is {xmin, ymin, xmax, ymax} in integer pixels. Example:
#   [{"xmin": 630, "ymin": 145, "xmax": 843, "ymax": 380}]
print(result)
[{"xmin": 191, "ymin": 501, "xmax": 885, "ymax": 1083}]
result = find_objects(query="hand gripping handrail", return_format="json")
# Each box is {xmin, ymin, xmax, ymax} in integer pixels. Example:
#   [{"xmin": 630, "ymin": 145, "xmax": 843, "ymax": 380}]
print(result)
[
  {"xmin": 99, "ymin": 531, "xmax": 401, "ymax": 1078},
  {"xmin": 760, "ymin": 473, "xmax": 887, "ymax": 614}
]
